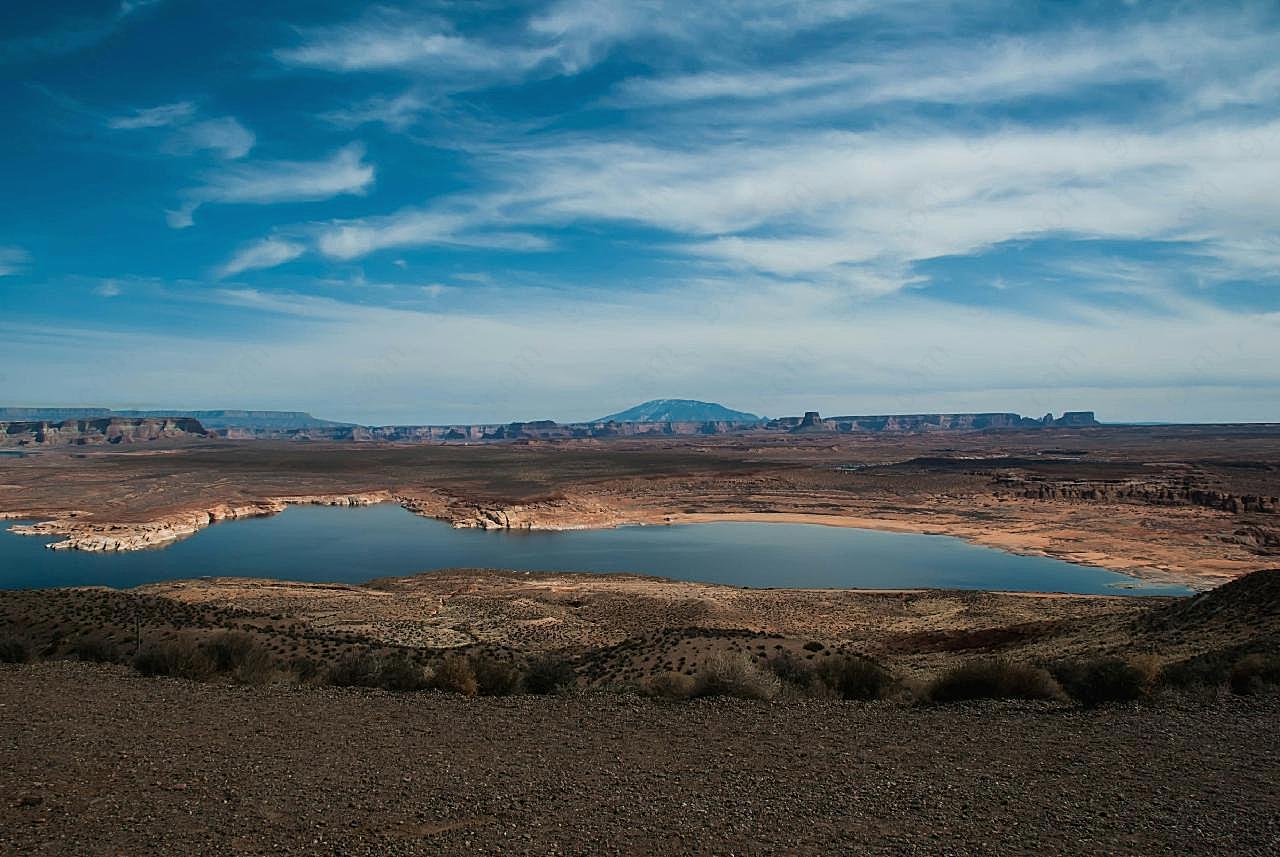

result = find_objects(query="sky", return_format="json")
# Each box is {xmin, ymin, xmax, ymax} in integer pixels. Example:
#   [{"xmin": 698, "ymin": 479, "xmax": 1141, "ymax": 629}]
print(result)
[{"xmin": 1, "ymin": 0, "xmax": 1278, "ymax": 425}]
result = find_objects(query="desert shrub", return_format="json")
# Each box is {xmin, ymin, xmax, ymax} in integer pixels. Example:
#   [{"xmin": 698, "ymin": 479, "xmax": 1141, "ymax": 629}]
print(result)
[
  {"xmin": 289, "ymin": 657, "xmax": 323, "ymax": 683},
  {"xmin": 380, "ymin": 654, "xmax": 431, "ymax": 692},
  {"xmin": 1161, "ymin": 653, "xmax": 1232, "ymax": 689},
  {"xmin": 693, "ymin": 652, "xmax": 781, "ymax": 701},
  {"xmin": 767, "ymin": 653, "xmax": 821, "ymax": 692},
  {"xmin": 815, "ymin": 655, "xmax": 894, "ymax": 701},
  {"xmin": 327, "ymin": 651, "xmax": 383, "ymax": 688},
  {"xmin": 802, "ymin": 641, "xmax": 825, "ymax": 652},
  {"xmin": 471, "ymin": 655, "xmax": 521, "ymax": 696},
  {"xmin": 429, "ymin": 654, "xmax": 477, "ymax": 696},
  {"xmin": 203, "ymin": 632, "xmax": 274, "ymax": 684},
  {"xmin": 1127, "ymin": 653, "xmax": 1163, "ymax": 689},
  {"xmin": 132, "ymin": 638, "xmax": 214, "ymax": 681},
  {"xmin": 0, "ymin": 636, "xmax": 33, "ymax": 664},
  {"xmin": 1053, "ymin": 658, "xmax": 1150, "ymax": 708},
  {"xmin": 643, "ymin": 671, "xmax": 696, "ymax": 700},
  {"xmin": 70, "ymin": 635, "xmax": 121, "ymax": 664},
  {"xmin": 1229, "ymin": 653, "xmax": 1280, "ymax": 695},
  {"xmin": 522, "ymin": 655, "xmax": 577, "ymax": 695},
  {"xmin": 927, "ymin": 659, "xmax": 1063, "ymax": 704}
]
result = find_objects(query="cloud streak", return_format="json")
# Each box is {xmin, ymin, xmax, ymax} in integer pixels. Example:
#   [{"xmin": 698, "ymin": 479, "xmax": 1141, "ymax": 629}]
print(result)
[
  {"xmin": 109, "ymin": 101, "xmax": 196, "ymax": 129},
  {"xmin": 4, "ymin": 283, "xmax": 1277, "ymax": 424},
  {"xmin": 170, "ymin": 143, "xmax": 375, "ymax": 228},
  {"xmin": 217, "ymin": 237, "xmax": 307, "ymax": 278},
  {"xmin": 0, "ymin": 246, "xmax": 31, "ymax": 276}
]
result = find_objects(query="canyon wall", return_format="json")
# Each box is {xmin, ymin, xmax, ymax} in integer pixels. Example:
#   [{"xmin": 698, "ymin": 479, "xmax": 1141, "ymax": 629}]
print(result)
[{"xmin": 0, "ymin": 418, "xmax": 208, "ymax": 447}]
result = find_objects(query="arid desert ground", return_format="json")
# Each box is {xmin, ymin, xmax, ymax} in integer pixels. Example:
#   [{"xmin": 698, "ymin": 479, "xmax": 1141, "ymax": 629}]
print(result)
[{"xmin": 3, "ymin": 425, "xmax": 1279, "ymax": 855}]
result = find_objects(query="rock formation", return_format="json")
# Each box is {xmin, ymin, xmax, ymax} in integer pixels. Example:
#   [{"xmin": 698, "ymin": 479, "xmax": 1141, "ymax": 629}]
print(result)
[
  {"xmin": 1, "ymin": 409, "xmax": 1103, "ymax": 446},
  {"xmin": 0, "ymin": 418, "xmax": 208, "ymax": 447},
  {"xmin": 767, "ymin": 411, "xmax": 1100, "ymax": 433}
]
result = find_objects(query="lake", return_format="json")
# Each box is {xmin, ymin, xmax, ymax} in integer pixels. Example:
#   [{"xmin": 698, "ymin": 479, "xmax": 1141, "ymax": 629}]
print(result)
[{"xmin": 0, "ymin": 503, "xmax": 1192, "ymax": 595}]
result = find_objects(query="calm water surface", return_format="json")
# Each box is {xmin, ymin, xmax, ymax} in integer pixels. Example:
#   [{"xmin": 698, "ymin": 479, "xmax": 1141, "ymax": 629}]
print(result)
[{"xmin": 0, "ymin": 503, "xmax": 1191, "ymax": 595}]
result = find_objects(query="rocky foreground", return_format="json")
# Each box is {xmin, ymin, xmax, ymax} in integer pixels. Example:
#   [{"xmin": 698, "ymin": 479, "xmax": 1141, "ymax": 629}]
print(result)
[{"xmin": 1, "ymin": 661, "xmax": 1277, "ymax": 856}]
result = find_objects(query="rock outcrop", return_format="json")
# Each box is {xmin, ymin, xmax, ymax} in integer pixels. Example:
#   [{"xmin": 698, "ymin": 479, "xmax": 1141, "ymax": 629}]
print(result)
[
  {"xmin": 994, "ymin": 475, "xmax": 1279, "ymax": 515},
  {"xmin": 0, "ymin": 418, "xmax": 208, "ymax": 447},
  {"xmin": 0, "ymin": 408, "xmax": 349, "ymax": 431},
  {"xmin": 767, "ymin": 411, "xmax": 1100, "ymax": 433},
  {"xmin": 11, "ymin": 492, "xmax": 396, "ymax": 551}
]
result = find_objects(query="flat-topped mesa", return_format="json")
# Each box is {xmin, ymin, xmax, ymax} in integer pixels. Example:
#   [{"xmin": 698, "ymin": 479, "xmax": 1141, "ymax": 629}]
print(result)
[
  {"xmin": 0, "ymin": 417, "xmax": 208, "ymax": 447},
  {"xmin": 212, "ymin": 410, "xmax": 1103, "ymax": 441},
  {"xmin": 767, "ymin": 411, "xmax": 1100, "ymax": 433},
  {"xmin": 1051, "ymin": 411, "xmax": 1100, "ymax": 427}
]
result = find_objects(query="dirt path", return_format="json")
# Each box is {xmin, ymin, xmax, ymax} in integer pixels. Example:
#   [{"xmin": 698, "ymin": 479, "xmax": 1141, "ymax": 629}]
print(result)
[{"xmin": 2, "ymin": 662, "xmax": 1277, "ymax": 856}]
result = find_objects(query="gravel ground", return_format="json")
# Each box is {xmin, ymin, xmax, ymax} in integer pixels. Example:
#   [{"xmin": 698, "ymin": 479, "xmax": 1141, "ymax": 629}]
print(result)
[{"xmin": 2, "ymin": 661, "xmax": 1278, "ymax": 856}]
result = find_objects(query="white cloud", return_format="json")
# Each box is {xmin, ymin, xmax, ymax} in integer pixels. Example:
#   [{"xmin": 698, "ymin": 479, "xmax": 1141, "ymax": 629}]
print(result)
[
  {"xmin": 616, "ymin": 16, "xmax": 1277, "ymax": 116},
  {"xmin": 274, "ymin": 0, "xmax": 894, "ymax": 82},
  {"xmin": 174, "ymin": 143, "xmax": 374, "ymax": 228},
  {"xmin": 468, "ymin": 119, "xmax": 1280, "ymax": 292},
  {"xmin": 217, "ymin": 238, "xmax": 307, "ymax": 279},
  {"xmin": 277, "ymin": 19, "xmax": 550, "ymax": 74},
  {"xmin": 315, "ymin": 206, "xmax": 549, "ymax": 260},
  {"xmin": 111, "ymin": 103, "xmax": 254, "ymax": 159},
  {"xmin": 169, "ymin": 117, "xmax": 255, "ymax": 159},
  {"xmin": 0, "ymin": 245, "xmax": 31, "ymax": 276},
  {"xmin": 322, "ymin": 90, "xmax": 432, "ymax": 132},
  {"xmin": 108, "ymin": 101, "xmax": 195, "ymax": 129},
  {"xmin": 3, "ymin": 284, "xmax": 1277, "ymax": 424},
  {"xmin": 94, "ymin": 279, "xmax": 122, "ymax": 297}
]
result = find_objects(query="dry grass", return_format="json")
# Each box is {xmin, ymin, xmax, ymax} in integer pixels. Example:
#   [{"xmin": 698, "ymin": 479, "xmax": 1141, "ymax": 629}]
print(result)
[
  {"xmin": 693, "ymin": 653, "xmax": 781, "ymax": 701},
  {"xmin": 429, "ymin": 655, "xmax": 477, "ymax": 696},
  {"xmin": 927, "ymin": 659, "xmax": 1064, "ymax": 704}
]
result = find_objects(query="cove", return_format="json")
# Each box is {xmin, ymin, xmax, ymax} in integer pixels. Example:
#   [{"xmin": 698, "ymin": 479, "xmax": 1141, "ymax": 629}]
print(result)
[{"xmin": 0, "ymin": 503, "xmax": 1192, "ymax": 595}]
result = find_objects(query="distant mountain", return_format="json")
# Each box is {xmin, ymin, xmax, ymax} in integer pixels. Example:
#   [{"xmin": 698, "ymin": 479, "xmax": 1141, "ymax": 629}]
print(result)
[
  {"xmin": 0, "ymin": 408, "xmax": 351, "ymax": 431},
  {"xmin": 595, "ymin": 399, "xmax": 762, "ymax": 423}
]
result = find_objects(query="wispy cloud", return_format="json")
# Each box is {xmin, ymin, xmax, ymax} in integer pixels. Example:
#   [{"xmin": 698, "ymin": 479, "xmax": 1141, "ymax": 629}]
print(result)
[
  {"xmin": 108, "ymin": 101, "xmax": 196, "ymax": 129},
  {"xmin": 438, "ymin": 118, "xmax": 1280, "ymax": 294},
  {"xmin": 5, "ymin": 282, "xmax": 1278, "ymax": 424},
  {"xmin": 170, "ymin": 143, "xmax": 375, "ymax": 228},
  {"xmin": 110, "ymin": 103, "xmax": 255, "ymax": 159},
  {"xmin": 315, "ymin": 205, "xmax": 550, "ymax": 260},
  {"xmin": 613, "ymin": 16, "xmax": 1277, "ymax": 115},
  {"xmin": 0, "ymin": 246, "xmax": 31, "ymax": 276},
  {"xmin": 275, "ymin": 0, "xmax": 896, "ymax": 83},
  {"xmin": 2, "ymin": 0, "xmax": 164, "ymax": 65},
  {"xmin": 277, "ymin": 16, "xmax": 550, "ymax": 75},
  {"xmin": 217, "ymin": 237, "xmax": 307, "ymax": 279},
  {"xmin": 167, "ymin": 117, "xmax": 255, "ymax": 159},
  {"xmin": 321, "ymin": 90, "xmax": 433, "ymax": 132}
]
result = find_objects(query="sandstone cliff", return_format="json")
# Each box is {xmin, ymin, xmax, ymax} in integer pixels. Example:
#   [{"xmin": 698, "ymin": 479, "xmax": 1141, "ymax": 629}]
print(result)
[{"xmin": 0, "ymin": 418, "xmax": 209, "ymax": 447}]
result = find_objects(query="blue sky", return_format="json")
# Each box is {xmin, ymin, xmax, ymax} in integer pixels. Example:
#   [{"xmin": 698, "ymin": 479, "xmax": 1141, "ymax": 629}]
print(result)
[{"xmin": 2, "ymin": 0, "xmax": 1278, "ymax": 424}]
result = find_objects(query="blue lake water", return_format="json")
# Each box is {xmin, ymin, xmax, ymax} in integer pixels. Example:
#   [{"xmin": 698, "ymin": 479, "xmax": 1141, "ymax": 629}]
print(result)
[{"xmin": 0, "ymin": 503, "xmax": 1191, "ymax": 595}]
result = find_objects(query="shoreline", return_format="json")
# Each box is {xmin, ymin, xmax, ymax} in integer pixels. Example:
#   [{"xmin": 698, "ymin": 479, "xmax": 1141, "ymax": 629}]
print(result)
[{"xmin": 3, "ymin": 493, "xmax": 1218, "ymax": 593}]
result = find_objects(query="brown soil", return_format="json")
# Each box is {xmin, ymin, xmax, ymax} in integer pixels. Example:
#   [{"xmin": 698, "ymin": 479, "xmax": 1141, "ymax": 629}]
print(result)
[
  {"xmin": 5, "ymin": 570, "xmax": 1277, "ymax": 686},
  {"xmin": 2, "ymin": 660, "xmax": 1277, "ymax": 856}
]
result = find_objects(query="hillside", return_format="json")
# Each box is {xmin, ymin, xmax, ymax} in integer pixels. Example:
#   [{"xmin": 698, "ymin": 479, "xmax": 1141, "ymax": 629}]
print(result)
[{"xmin": 596, "ymin": 399, "xmax": 761, "ymax": 423}]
